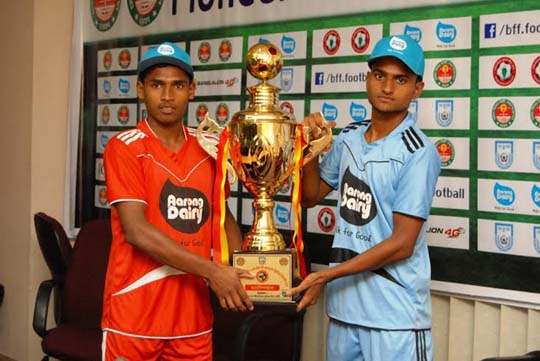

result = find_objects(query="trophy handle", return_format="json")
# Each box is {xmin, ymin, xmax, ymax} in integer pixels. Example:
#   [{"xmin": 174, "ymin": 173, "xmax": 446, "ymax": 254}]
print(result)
[
  {"xmin": 301, "ymin": 124, "xmax": 333, "ymax": 164},
  {"xmin": 196, "ymin": 113, "xmax": 237, "ymax": 184}
]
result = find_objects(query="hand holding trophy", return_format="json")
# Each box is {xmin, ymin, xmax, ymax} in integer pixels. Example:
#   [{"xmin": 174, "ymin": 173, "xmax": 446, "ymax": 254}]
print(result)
[{"xmin": 197, "ymin": 42, "xmax": 332, "ymax": 303}]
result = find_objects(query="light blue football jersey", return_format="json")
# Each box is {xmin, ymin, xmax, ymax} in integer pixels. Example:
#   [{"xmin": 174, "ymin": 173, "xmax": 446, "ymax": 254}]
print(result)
[{"xmin": 319, "ymin": 113, "xmax": 440, "ymax": 330}]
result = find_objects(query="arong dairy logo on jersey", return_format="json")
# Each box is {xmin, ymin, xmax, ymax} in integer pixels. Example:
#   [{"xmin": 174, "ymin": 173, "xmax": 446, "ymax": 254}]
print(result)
[
  {"xmin": 534, "ymin": 226, "xmax": 540, "ymax": 254},
  {"xmin": 318, "ymin": 207, "xmax": 336, "ymax": 233},
  {"xmin": 533, "ymin": 141, "xmax": 540, "ymax": 170},
  {"xmin": 531, "ymin": 184, "xmax": 540, "ymax": 209},
  {"xmin": 280, "ymin": 67, "xmax": 294, "ymax": 92},
  {"xmin": 531, "ymin": 56, "xmax": 540, "ymax": 85},
  {"xmin": 435, "ymin": 100, "xmax": 453, "ymax": 127},
  {"xmin": 91, "ymin": 0, "xmax": 121, "ymax": 32},
  {"xmin": 351, "ymin": 27, "xmax": 370, "ymax": 54},
  {"xmin": 531, "ymin": 99, "xmax": 540, "ymax": 128},
  {"xmin": 275, "ymin": 204, "xmax": 291, "ymax": 224},
  {"xmin": 160, "ymin": 179, "xmax": 209, "ymax": 233},
  {"xmin": 495, "ymin": 140, "xmax": 513, "ymax": 169},
  {"xmin": 118, "ymin": 78, "xmax": 130, "ymax": 94},
  {"xmin": 435, "ymin": 139, "xmax": 455, "ymax": 167},
  {"xmin": 349, "ymin": 102, "xmax": 367, "ymax": 122},
  {"xmin": 323, "ymin": 30, "xmax": 340, "ymax": 55},
  {"xmin": 492, "ymin": 99, "xmax": 515, "ymax": 128},
  {"xmin": 127, "ymin": 0, "xmax": 164, "ymax": 27},
  {"xmin": 434, "ymin": 60, "xmax": 456, "ymax": 88},
  {"xmin": 436, "ymin": 21, "xmax": 457, "ymax": 44},
  {"xmin": 495, "ymin": 222, "xmax": 513, "ymax": 252},
  {"xmin": 493, "ymin": 57, "xmax": 516, "ymax": 86},
  {"xmin": 322, "ymin": 102, "xmax": 338, "ymax": 121},
  {"xmin": 281, "ymin": 35, "xmax": 296, "ymax": 54},
  {"xmin": 340, "ymin": 167, "xmax": 377, "ymax": 226},
  {"xmin": 493, "ymin": 182, "xmax": 515, "ymax": 206},
  {"xmin": 403, "ymin": 25, "xmax": 422, "ymax": 42}
]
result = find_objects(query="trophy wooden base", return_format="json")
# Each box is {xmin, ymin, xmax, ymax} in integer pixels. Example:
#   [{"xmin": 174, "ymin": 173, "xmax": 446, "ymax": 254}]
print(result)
[{"xmin": 232, "ymin": 249, "xmax": 297, "ymax": 304}]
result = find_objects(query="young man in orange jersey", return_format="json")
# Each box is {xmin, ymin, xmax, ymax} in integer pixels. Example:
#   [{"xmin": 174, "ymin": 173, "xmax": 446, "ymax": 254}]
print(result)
[{"xmin": 101, "ymin": 42, "xmax": 253, "ymax": 361}]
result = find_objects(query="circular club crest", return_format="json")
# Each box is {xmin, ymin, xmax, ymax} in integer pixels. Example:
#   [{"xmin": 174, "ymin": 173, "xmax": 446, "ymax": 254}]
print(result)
[
  {"xmin": 196, "ymin": 104, "xmax": 209, "ymax": 124},
  {"xmin": 101, "ymin": 105, "xmax": 110, "ymax": 125},
  {"xmin": 198, "ymin": 42, "xmax": 211, "ymax": 64},
  {"xmin": 531, "ymin": 56, "xmax": 540, "ymax": 85},
  {"xmin": 493, "ymin": 57, "xmax": 516, "ymax": 86},
  {"xmin": 127, "ymin": 0, "xmax": 164, "ymax": 27},
  {"xmin": 103, "ymin": 50, "xmax": 112, "ymax": 70},
  {"xmin": 323, "ymin": 30, "xmax": 341, "ymax": 56},
  {"xmin": 435, "ymin": 139, "xmax": 455, "ymax": 167},
  {"xmin": 434, "ymin": 60, "xmax": 456, "ymax": 88},
  {"xmin": 91, "ymin": 0, "xmax": 121, "ymax": 32},
  {"xmin": 531, "ymin": 99, "xmax": 540, "ymax": 128},
  {"xmin": 117, "ymin": 105, "xmax": 130, "ymax": 125},
  {"xmin": 256, "ymin": 270, "xmax": 268, "ymax": 283},
  {"xmin": 279, "ymin": 257, "xmax": 289, "ymax": 266},
  {"xmin": 491, "ymin": 98, "xmax": 515, "ymax": 128},
  {"xmin": 219, "ymin": 40, "xmax": 232, "ymax": 62},
  {"xmin": 118, "ymin": 49, "xmax": 131, "ymax": 69},
  {"xmin": 98, "ymin": 187, "xmax": 108, "ymax": 206},
  {"xmin": 215, "ymin": 103, "xmax": 229, "ymax": 125},
  {"xmin": 280, "ymin": 101, "xmax": 295, "ymax": 114},
  {"xmin": 351, "ymin": 27, "xmax": 370, "ymax": 54},
  {"xmin": 235, "ymin": 257, "xmax": 245, "ymax": 267},
  {"xmin": 317, "ymin": 207, "xmax": 336, "ymax": 233}
]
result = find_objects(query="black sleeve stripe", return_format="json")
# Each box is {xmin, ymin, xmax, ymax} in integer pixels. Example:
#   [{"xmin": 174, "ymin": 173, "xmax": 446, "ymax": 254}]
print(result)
[{"xmin": 401, "ymin": 126, "xmax": 426, "ymax": 154}]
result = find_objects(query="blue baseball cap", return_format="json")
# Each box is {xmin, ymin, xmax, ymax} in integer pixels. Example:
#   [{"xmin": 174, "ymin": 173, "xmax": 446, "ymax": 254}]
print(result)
[
  {"xmin": 368, "ymin": 35, "xmax": 425, "ymax": 78},
  {"xmin": 137, "ymin": 42, "xmax": 194, "ymax": 81}
]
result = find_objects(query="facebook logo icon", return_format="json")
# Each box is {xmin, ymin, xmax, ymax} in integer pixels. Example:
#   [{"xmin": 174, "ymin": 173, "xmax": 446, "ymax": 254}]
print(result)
[
  {"xmin": 484, "ymin": 23, "xmax": 497, "ymax": 39},
  {"xmin": 314, "ymin": 72, "xmax": 325, "ymax": 85}
]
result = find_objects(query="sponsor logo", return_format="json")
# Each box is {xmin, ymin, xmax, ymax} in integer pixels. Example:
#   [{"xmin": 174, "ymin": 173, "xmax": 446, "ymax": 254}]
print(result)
[
  {"xmin": 196, "ymin": 104, "xmax": 209, "ymax": 124},
  {"xmin": 427, "ymin": 226, "xmax": 466, "ymax": 238},
  {"xmin": 435, "ymin": 100, "xmax": 453, "ymax": 127},
  {"xmin": 323, "ymin": 30, "xmax": 340, "ymax": 55},
  {"xmin": 435, "ymin": 186, "xmax": 465, "ymax": 199},
  {"xmin": 436, "ymin": 21, "xmax": 457, "ymax": 44},
  {"xmin": 103, "ymin": 51, "xmax": 112, "ymax": 70},
  {"xmin": 91, "ymin": 0, "xmax": 121, "ymax": 32},
  {"xmin": 275, "ymin": 204, "xmax": 291, "ymax": 224},
  {"xmin": 103, "ymin": 79, "xmax": 112, "ymax": 95},
  {"xmin": 389, "ymin": 36, "xmax": 407, "ymax": 51},
  {"xmin": 493, "ymin": 182, "xmax": 515, "ymax": 206},
  {"xmin": 317, "ymin": 207, "xmax": 336, "ymax": 233},
  {"xmin": 403, "ymin": 25, "xmax": 422, "ymax": 42},
  {"xmin": 434, "ymin": 60, "xmax": 456, "ymax": 88},
  {"xmin": 98, "ymin": 186, "xmax": 108, "ymax": 206},
  {"xmin": 435, "ymin": 139, "xmax": 455, "ymax": 167},
  {"xmin": 495, "ymin": 140, "xmax": 513, "ymax": 169},
  {"xmin": 160, "ymin": 180, "xmax": 209, "ymax": 233},
  {"xmin": 532, "ymin": 56, "xmax": 540, "ymax": 85},
  {"xmin": 215, "ymin": 103, "xmax": 229, "ymax": 125},
  {"xmin": 219, "ymin": 40, "xmax": 232, "ymax": 62},
  {"xmin": 313, "ymin": 71, "xmax": 367, "ymax": 86},
  {"xmin": 350, "ymin": 102, "xmax": 367, "ymax": 122},
  {"xmin": 117, "ymin": 105, "xmax": 130, "ymax": 125},
  {"xmin": 100, "ymin": 132, "xmax": 110, "ymax": 150},
  {"xmin": 531, "ymin": 99, "xmax": 540, "ymax": 128},
  {"xmin": 534, "ymin": 226, "xmax": 540, "ymax": 254},
  {"xmin": 118, "ymin": 49, "xmax": 131, "ymax": 69},
  {"xmin": 280, "ymin": 67, "xmax": 294, "ymax": 91},
  {"xmin": 256, "ymin": 270, "xmax": 268, "ymax": 282},
  {"xmin": 280, "ymin": 101, "xmax": 295, "ymax": 114},
  {"xmin": 492, "ymin": 98, "xmax": 515, "ymax": 128},
  {"xmin": 314, "ymin": 72, "xmax": 325, "ymax": 85},
  {"xmin": 340, "ymin": 168, "xmax": 377, "ymax": 226},
  {"xmin": 279, "ymin": 257, "xmax": 289, "ymax": 266},
  {"xmin": 235, "ymin": 257, "xmax": 245, "ymax": 266},
  {"xmin": 484, "ymin": 23, "xmax": 497, "ymax": 39},
  {"xmin": 258, "ymin": 37, "xmax": 270, "ymax": 44},
  {"xmin": 198, "ymin": 42, "xmax": 211, "ymax": 63},
  {"xmin": 322, "ymin": 102, "xmax": 338, "ymax": 121},
  {"xmin": 495, "ymin": 222, "xmax": 513, "ymax": 252},
  {"xmin": 127, "ymin": 0, "xmax": 164, "ymax": 27},
  {"xmin": 532, "ymin": 184, "xmax": 540, "ymax": 208},
  {"xmin": 351, "ymin": 27, "xmax": 370, "ymax": 54},
  {"xmin": 409, "ymin": 100, "xmax": 418, "ymax": 122},
  {"xmin": 281, "ymin": 35, "xmax": 296, "ymax": 54},
  {"xmin": 101, "ymin": 105, "xmax": 110, "ymax": 124},
  {"xmin": 533, "ymin": 141, "xmax": 540, "ymax": 170},
  {"xmin": 118, "ymin": 78, "xmax": 130, "ymax": 94},
  {"xmin": 493, "ymin": 57, "xmax": 516, "ymax": 86}
]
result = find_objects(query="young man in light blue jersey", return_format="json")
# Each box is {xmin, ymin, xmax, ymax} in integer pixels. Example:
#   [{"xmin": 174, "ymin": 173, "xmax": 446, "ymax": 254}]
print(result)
[{"xmin": 292, "ymin": 35, "xmax": 441, "ymax": 361}]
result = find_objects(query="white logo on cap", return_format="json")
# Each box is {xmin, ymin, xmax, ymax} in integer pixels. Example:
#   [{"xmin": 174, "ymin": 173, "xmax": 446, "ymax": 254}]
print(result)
[
  {"xmin": 389, "ymin": 37, "xmax": 407, "ymax": 51},
  {"xmin": 157, "ymin": 44, "xmax": 175, "ymax": 56}
]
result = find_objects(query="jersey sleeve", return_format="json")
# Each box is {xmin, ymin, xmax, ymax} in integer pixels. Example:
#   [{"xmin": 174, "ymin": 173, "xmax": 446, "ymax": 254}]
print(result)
[
  {"xmin": 319, "ymin": 134, "xmax": 344, "ymax": 190},
  {"xmin": 392, "ymin": 144, "xmax": 441, "ymax": 220},
  {"xmin": 104, "ymin": 136, "xmax": 147, "ymax": 205}
]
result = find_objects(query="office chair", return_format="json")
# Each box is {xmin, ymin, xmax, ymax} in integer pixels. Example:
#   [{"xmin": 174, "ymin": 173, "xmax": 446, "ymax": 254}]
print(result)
[
  {"xmin": 482, "ymin": 351, "xmax": 540, "ymax": 361},
  {"xmin": 33, "ymin": 217, "xmax": 112, "ymax": 361}
]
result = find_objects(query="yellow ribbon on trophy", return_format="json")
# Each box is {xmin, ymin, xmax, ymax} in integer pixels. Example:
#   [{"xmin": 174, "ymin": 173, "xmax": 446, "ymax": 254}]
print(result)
[{"xmin": 212, "ymin": 127, "xmax": 231, "ymax": 266}]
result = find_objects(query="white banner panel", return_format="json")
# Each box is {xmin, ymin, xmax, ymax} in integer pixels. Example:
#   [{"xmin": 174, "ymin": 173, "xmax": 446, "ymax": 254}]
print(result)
[
  {"xmin": 187, "ymin": 101, "xmax": 242, "ymax": 127},
  {"xmin": 479, "ymin": 54, "xmax": 540, "ymax": 89},
  {"xmin": 430, "ymin": 137, "xmax": 470, "ymax": 170},
  {"xmin": 248, "ymin": 31, "xmax": 307, "ymax": 60},
  {"xmin": 478, "ymin": 179, "xmax": 540, "ymax": 216},
  {"xmin": 480, "ymin": 10, "xmax": 540, "ymax": 48},
  {"xmin": 478, "ymin": 219, "xmax": 540, "ymax": 258},
  {"xmin": 97, "ymin": 103, "xmax": 138, "ymax": 127},
  {"xmin": 194, "ymin": 69, "xmax": 242, "ymax": 96},
  {"xmin": 423, "ymin": 57, "xmax": 471, "ymax": 90},
  {"xmin": 416, "ymin": 97, "xmax": 470, "ymax": 130},
  {"xmin": 478, "ymin": 138, "xmax": 540, "ymax": 173},
  {"xmin": 391, "ymin": 17, "xmax": 472, "ymax": 50},
  {"xmin": 190, "ymin": 37, "xmax": 243, "ymax": 65},
  {"xmin": 426, "ymin": 215, "xmax": 470, "ymax": 249},
  {"xmin": 432, "ymin": 176, "xmax": 470, "ymax": 210},
  {"xmin": 311, "ymin": 62, "xmax": 368, "ymax": 94},
  {"xmin": 310, "ymin": 99, "xmax": 371, "ymax": 129},
  {"xmin": 478, "ymin": 96, "xmax": 540, "ymax": 131},
  {"xmin": 306, "ymin": 205, "xmax": 338, "ymax": 235},
  {"xmin": 312, "ymin": 25, "xmax": 383, "ymax": 58}
]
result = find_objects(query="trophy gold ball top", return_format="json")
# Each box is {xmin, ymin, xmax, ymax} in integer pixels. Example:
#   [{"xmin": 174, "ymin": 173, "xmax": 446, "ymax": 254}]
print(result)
[{"xmin": 245, "ymin": 43, "xmax": 283, "ymax": 81}]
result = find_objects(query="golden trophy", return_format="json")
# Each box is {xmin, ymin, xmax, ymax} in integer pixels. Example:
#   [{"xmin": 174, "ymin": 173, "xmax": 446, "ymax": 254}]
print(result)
[{"xmin": 197, "ymin": 43, "xmax": 332, "ymax": 303}]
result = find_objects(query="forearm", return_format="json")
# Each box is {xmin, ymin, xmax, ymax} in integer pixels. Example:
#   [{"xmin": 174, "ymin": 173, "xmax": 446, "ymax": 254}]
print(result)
[
  {"xmin": 224, "ymin": 206, "xmax": 243, "ymax": 254},
  {"xmin": 301, "ymin": 159, "xmax": 322, "ymax": 207}
]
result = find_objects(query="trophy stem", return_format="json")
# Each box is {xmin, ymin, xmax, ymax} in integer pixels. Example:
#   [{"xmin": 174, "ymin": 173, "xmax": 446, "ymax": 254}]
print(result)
[{"xmin": 243, "ymin": 196, "xmax": 286, "ymax": 252}]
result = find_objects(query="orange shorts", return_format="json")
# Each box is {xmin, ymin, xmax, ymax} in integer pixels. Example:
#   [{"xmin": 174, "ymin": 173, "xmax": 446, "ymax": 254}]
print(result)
[{"xmin": 102, "ymin": 330, "xmax": 212, "ymax": 361}]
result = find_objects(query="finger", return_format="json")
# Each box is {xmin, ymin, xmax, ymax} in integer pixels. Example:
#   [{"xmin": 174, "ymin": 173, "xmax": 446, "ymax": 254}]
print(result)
[
  {"xmin": 219, "ymin": 297, "xmax": 228, "ymax": 310},
  {"xmin": 237, "ymin": 269, "xmax": 255, "ymax": 279}
]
